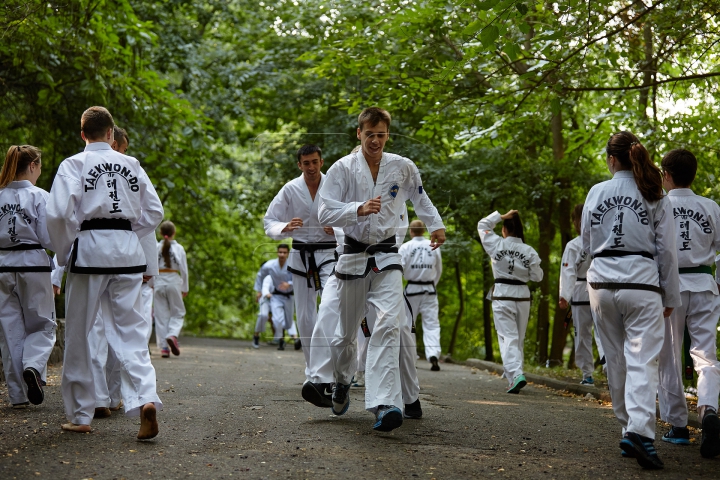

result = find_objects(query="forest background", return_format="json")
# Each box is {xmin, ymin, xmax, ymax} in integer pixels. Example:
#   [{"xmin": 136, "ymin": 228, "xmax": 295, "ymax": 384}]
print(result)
[{"xmin": 3, "ymin": 0, "xmax": 720, "ymax": 367}]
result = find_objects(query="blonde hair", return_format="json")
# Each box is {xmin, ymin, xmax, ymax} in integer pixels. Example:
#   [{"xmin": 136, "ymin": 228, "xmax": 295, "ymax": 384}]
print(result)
[
  {"xmin": 410, "ymin": 220, "xmax": 426, "ymax": 237},
  {"xmin": 0, "ymin": 145, "xmax": 41, "ymax": 188}
]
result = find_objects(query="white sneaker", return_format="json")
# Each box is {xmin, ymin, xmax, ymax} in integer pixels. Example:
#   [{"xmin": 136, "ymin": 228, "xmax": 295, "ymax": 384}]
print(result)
[{"xmin": 352, "ymin": 371, "xmax": 365, "ymax": 387}]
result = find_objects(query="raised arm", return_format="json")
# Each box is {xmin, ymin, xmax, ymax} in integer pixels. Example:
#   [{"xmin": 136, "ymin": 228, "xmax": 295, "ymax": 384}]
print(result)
[{"xmin": 477, "ymin": 211, "xmax": 503, "ymax": 258}]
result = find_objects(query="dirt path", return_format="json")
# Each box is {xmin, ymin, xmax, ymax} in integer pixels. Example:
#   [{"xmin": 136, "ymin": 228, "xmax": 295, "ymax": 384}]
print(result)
[{"xmin": 0, "ymin": 336, "xmax": 716, "ymax": 478}]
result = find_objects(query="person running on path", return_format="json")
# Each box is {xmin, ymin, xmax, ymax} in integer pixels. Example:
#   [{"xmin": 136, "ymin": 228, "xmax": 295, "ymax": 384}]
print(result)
[
  {"xmin": 253, "ymin": 244, "xmax": 295, "ymax": 350},
  {"xmin": 154, "ymin": 220, "xmax": 188, "ymax": 357},
  {"xmin": 252, "ymin": 274, "xmax": 274, "ymax": 348},
  {"xmin": 582, "ymin": 131, "xmax": 680, "ymax": 469},
  {"xmin": 478, "ymin": 209, "xmax": 543, "ymax": 394},
  {"xmin": 656, "ymin": 148, "xmax": 720, "ymax": 458}
]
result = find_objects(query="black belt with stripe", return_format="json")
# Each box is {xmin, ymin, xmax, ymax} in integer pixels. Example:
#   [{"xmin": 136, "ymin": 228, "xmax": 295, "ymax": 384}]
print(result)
[
  {"xmin": 592, "ymin": 250, "xmax": 654, "ymax": 260},
  {"xmin": 272, "ymin": 288, "xmax": 294, "ymax": 297},
  {"xmin": 679, "ymin": 265, "xmax": 713, "ymax": 275},
  {"xmin": 290, "ymin": 240, "xmax": 337, "ymax": 291},
  {"xmin": 70, "ymin": 219, "xmax": 146, "ymax": 274},
  {"xmin": 405, "ymin": 280, "xmax": 437, "ymax": 296},
  {"xmin": 0, "ymin": 244, "xmax": 51, "ymax": 272},
  {"xmin": 0, "ymin": 243, "xmax": 44, "ymax": 251}
]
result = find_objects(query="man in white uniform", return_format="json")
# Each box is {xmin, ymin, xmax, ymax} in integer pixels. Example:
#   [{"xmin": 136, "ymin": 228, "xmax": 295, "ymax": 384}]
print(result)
[
  {"xmin": 657, "ymin": 149, "xmax": 720, "ymax": 458},
  {"xmin": 400, "ymin": 219, "xmax": 443, "ymax": 371},
  {"xmin": 559, "ymin": 203, "xmax": 605, "ymax": 385},
  {"xmin": 318, "ymin": 107, "xmax": 445, "ymax": 432},
  {"xmin": 264, "ymin": 144, "xmax": 337, "ymax": 370},
  {"xmin": 253, "ymin": 245, "xmax": 294, "ymax": 350},
  {"xmin": 47, "ymin": 106, "xmax": 164, "ymax": 439},
  {"xmin": 252, "ymin": 275, "xmax": 274, "ymax": 348}
]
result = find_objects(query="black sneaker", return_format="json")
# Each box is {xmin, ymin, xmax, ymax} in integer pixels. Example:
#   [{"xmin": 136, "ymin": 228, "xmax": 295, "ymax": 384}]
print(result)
[
  {"xmin": 429, "ymin": 356, "xmax": 440, "ymax": 371},
  {"xmin": 301, "ymin": 382, "xmax": 333, "ymax": 408},
  {"xmin": 294, "ymin": 338, "xmax": 302, "ymax": 351},
  {"xmin": 252, "ymin": 335, "xmax": 259, "ymax": 349},
  {"xmin": 404, "ymin": 398, "xmax": 422, "ymax": 419},
  {"xmin": 619, "ymin": 432, "xmax": 664, "ymax": 469},
  {"xmin": 701, "ymin": 410, "xmax": 720, "ymax": 458},
  {"xmin": 23, "ymin": 367, "xmax": 44, "ymax": 405},
  {"xmin": 278, "ymin": 338, "xmax": 285, "ymax": 351},
  {"xmin": 661, "ymin": 426, "xmax": 690, "ymax": 445},
  {"xmin": 331, "ymin": 383, "xmax": 351, "ymax": 415},
  {"xmin": 373, "ymin": 405, "xmax": 403, "ymax": 432}
]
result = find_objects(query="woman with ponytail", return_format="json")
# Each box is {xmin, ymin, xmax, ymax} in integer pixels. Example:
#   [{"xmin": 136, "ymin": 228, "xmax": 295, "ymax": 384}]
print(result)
[
  {"xmin": 582, "ymin": 131, "xmax": 680, "ymax": 469},
  {"xmin": 154, "ymin": 221, "xmax": 188, "ymax": 357},
  {"xmin": 0, "ymin": 145, "xmax": 56, "ymax": 409},
  {"xmin": 478, "ymin": 209, "xmax": 543, "ymax": 394}
]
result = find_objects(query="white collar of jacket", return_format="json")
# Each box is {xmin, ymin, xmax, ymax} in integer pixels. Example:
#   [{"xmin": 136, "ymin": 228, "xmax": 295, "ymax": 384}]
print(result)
[
  {"xmin": 7, "ymin": 180, "xmax": 33, "ymax": 188},
  {"xmin": 612, "ymin": 170, "xmax": 634, "ymax": 179},
  {"xmin": 84, "ymin": 142, "xmax": 112, "ymax": 152},
  {"xmin": 667, "ymin": 188, "xmax": 695, "ymax": 197},
  {"xmin": 411, "ymin": 236, "xmax": 425, "ymax": 242},
  {"xmin": 506, "ymin": 237, "xmax": 524, "ymax": 244}
]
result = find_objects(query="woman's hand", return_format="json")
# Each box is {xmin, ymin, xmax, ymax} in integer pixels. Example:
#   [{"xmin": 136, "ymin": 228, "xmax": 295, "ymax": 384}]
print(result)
[{"xmin": 500, "ymin": 210, "xmax": 518, "ymax": 220}]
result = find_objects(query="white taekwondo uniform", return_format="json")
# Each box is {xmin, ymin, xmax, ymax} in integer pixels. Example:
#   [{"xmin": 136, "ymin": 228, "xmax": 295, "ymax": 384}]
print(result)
[
  {"xmin": 47, "ymin": 141, "xmax": 164, "ymax": 425},
  {"xmin": 582, "ymin": 170, "xmax": 680, "ymax": 440},
  {"xmin": 0, "ymin": 180, "xmax": 56, "ymax": 405},
  {"xmin": 318, "ymin": 151, "xmax": 444, "ymax": 413},
  {"xmin": 559, "ymin": 236, "xmax": 605, "ymax": 379},
  {"xmin": 400, "ymin": 235, "xmax": 443, "ymax": 361},
  {"xmin": 254, "ymin": 275, "xmax": 274, "ymax": 333},
  {"xmin": 253, "ymin": 258, "xmax": 294, "ymax": 340},
  {"xmin": 140, "ymin": 233, "xmax": 159, "ymax": 345},
  {"xmin": 478, "ymin": 211, "xmax": 543, "ymax": 384},
  {"xmin": 658, "ymin": 188, "xmax": 720, "ymax": 427},
  {"xmin": 154, "ymin": 239, "xmax": 188, "ymax": 351},
  {"xmin": 264, "ymin": 173, "xmax": 337, "ymax": 373}
]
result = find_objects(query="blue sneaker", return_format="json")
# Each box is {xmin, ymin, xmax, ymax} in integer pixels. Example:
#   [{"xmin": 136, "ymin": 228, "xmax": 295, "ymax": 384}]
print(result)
[
  {"xmin": 507, "ymin": 374, "xmax": 527, "ymax": 394},
  {"xmin": 331, "ymin": 383, "xmax": 351, "ymax": 416},
  {"xmin": 619, "ymin": 432, "xmax": 664, "ymax": 469},
  {"xmin": 661, "ymin": 426, "xmax": 690, "ymax": 445},
  {"xmin": 373, "ymin": 405, "xmax": 403, "ymax": 432},
  {"xmin": 580, "ymin": 376, "xmax": 594, "ymax": 385}
]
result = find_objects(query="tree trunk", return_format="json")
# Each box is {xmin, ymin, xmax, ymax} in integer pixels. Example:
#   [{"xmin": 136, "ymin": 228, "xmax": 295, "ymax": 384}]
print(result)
[
  {"xmin": 534, "ymin": 196, "xmax": 555, "ymax": 365},
  {"xmin": 482, "ymin": 254, "xmax": 494, "ymax": 361},
  {"xmin": 447, "ymin": 261, "xmax": 464, "ymax": 356}
]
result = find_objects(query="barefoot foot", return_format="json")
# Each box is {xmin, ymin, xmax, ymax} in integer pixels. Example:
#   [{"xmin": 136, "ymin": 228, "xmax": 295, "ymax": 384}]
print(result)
[
  {"xmin": 61, "ymin": 423, "xmax": 92, "ymax": 433},
  {"xmin": 137, "ymin": 403, "xmax": 158, "ymax": 440}
]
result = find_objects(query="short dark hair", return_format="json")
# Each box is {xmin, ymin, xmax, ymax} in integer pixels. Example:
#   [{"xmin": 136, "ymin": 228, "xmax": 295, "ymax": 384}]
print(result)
[
  {"xmin": 661, "ymin": 149, "xmax": 697, "ymax": 188},
  {"xmin": 277, "ymin": 243, "xmax": 290, "ymax": 251},
  {"xmin": 114, "ymin": 126, "xmax": 129, "ymax": 146},
  {"xmin": 81, "ymin": 106, "xmax": 115, "ymax": 141},
  {"xmin": 358, "ymin": 107, "xmax": 391, "ymax": 131},
  {"xmin": 297, "ymin": 144, "xmax": 322, "ymax": 162}
]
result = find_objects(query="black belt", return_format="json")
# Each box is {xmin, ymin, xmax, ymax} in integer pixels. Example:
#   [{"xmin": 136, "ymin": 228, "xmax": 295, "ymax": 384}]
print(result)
[
  {"xmin": 492, "ymin": 296, "xmax": 531, "ymax": 301},
  {"xmin": 577, "ymin": 277, "xmax": 587, "ymax": 282},
  {"xmin": 494, "ymin": 278, "xmax": 527, "ymax": 286},
  {"xmin": 0, "ymin": 266, "xmax": 52, "ymax": 273},
  {"xmin": 0, "ymin": 243, "xmax": 44, "ymax": 251},
  {"xmin": 592, "ymin": 250, "xmax": 654, "ymax": 260},
  {"xmin": 571, "ymin": 300, "xmax": 591, "ymax": 306},
  {"xmin": 679, "ymin": 265, "xmax": 713, "ymax": 275},
  {"xmin": 589, "ymin": 282, "xmax": 662, "ymax": 294},
  {"xmin": 80, "ymin": 218, "xmax": 132, "ymax": 231},
  {"xmin": 343, "ymin": 235, "xmax": 398, "ymax": 255},
  {"xmin": 291, "ymin": 240, "xmax": 337, "ymax": 291},
  {"xmin": 335, "ymin": 257, "xmax": 403, "ymax": 281},
  {"xmin": 405, "ymin": 280, "xmax": 437, "ymax": 296},
  {"xmin": 272, "ymin": 288, "xmax": 294, "ymax": 297}
]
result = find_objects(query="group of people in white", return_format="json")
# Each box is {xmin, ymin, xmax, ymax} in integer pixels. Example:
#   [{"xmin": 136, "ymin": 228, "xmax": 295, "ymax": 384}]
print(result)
[
  {"xmin": 254, "ymin": 109, "xmax": 720, "ymax": 470},
  {"xmin": 2, "ymin": 105, "xmax": 719, "ymax": 470},
  {"xmin": 0, "ymin": 106, "xmax": 188, "ymax": 440}
]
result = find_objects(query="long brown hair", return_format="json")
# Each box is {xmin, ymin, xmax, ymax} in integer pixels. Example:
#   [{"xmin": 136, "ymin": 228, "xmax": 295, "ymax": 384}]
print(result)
[
  {"xmin": 0, "ymin": 145, "xmax": 41, "ymax": 188},
  {"xmin": 503, "ymin": 213, "xmax": 525, "ymax": 242},
  {"xmin": 159, "ymin": 221, "xmax": 176, "ymax": 268},
  {"xmin": 606, "ymin": 131, "xmax": 663, "ymax": 202}
]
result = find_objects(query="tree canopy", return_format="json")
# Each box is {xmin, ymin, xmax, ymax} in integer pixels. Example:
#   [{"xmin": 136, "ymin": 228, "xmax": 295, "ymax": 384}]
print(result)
[{"xmin": 3, "ymin": 0, "xmax": 720, "ymax": 362}]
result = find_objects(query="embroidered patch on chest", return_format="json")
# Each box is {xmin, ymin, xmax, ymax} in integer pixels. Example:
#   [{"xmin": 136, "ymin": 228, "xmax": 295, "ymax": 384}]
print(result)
[{"xmin": 389, "ymin": 183, "xmax": 399, "ymax": 198}]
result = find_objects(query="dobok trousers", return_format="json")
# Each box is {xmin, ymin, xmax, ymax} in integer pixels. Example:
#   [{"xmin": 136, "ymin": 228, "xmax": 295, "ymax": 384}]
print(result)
[
  {"xmin": 62, "ymin": 272, "xmax": 161, "ymax": 425},
  {"xmin": 572, "ymin": 303, "xmax": 605, "ymax": 379},
  {"xmin": 0, "ymin": 271, "xmax": 56, "ymax": 405},
  {"xmin": 270, "ymin": 293, "xmax": 295, "ymax": 340},
  {"xmin": 292, "ymin": 261, "xmax": 334, "ymax": 377},
  {"xmin": 492, "ymin": 299, "xmax": 530, "ymax": 384},
  {"xmin": 88, "ymin": 306, "xmax": 122, "ymax": 409},
  {"xmin": 406, "ymin": 292, "xmax": 441, "ymax": 361},
  {"xmin": 141, "ymin": 282, "xmax": 154, "ymax": 345},
  {"xmin": 589, "ymin": 287, "xmax": 663, "ymax": 440},
  {"xmin": 331, "ymin": 268, "xmax": 405, "ymax": 413},
  {"xmin": 255, "ymin": 298, "xmax": 271, "ymax": 333},
  {"xmin": 154, "ymin": 272, "xmax": 185, "ymax": 351},
  {"xmin": 659, "ymin": 290, "xmax": 720, "ymax": 427}
]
